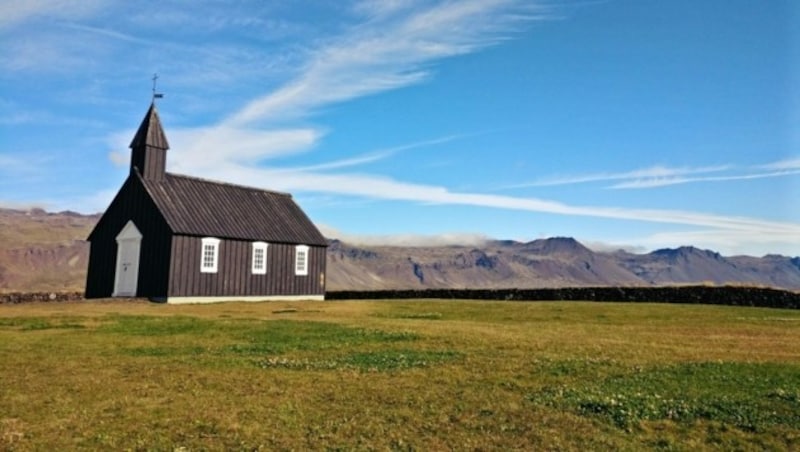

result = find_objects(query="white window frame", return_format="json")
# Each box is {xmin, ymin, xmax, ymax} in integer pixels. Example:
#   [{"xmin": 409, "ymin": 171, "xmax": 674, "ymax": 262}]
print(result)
[
  {"xmin": 295, "ymin": 245, "xmax": 309, "ymax": 276},
  {"xmin": 252, "ymin": 241, "xmax": 268, "ymax": 275},
  {"xmin": 200, "ymin": 237, "xmax": 220, "ymax": 273}
]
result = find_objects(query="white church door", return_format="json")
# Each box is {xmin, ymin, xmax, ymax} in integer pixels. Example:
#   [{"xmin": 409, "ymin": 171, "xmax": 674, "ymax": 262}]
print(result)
[{"xmin": 113, "ymin": 220, "xmax": 142, "ymax": 297}]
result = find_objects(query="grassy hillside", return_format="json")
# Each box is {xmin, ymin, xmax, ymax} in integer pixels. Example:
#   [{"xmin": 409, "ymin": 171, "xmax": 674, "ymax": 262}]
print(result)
[{"xmin": 1, "ymin": 300, "xmax": 799, "ymax": 450}]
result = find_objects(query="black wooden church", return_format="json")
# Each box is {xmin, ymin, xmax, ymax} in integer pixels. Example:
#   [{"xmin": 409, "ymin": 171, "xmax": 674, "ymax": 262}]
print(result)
[{"xmin": 85, "ymin": 102, "xmax": 328, "ymax": 303}]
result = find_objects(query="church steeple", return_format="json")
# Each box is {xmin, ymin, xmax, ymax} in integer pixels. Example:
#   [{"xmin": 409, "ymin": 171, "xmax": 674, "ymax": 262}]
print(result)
[{"xmin": 130, "ymin": 102, "xmax": 169, "ymax": 181}]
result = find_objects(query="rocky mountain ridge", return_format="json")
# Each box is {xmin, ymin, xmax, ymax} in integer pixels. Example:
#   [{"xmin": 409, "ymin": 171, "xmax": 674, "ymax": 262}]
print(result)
[
  {"xmin": 325, "ymin": 238, "xmax": 800, "ymax": 291},
  {"xmin": 1, "ymin": 208, "xmax": 798, "ymax": 292}
]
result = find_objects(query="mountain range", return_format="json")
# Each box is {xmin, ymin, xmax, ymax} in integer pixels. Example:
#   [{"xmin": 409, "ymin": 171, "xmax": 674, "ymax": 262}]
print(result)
[
  {"xmin": 326, "ymin": 238, "xmax": 800, "ymax": 290},
  {"xmin": 1, "ymin": 208, "xmax": 799, "ymax": 292}
]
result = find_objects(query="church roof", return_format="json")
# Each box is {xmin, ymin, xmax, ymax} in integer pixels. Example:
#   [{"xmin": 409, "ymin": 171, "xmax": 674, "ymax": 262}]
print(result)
[
  {"xmin": 138, "ymin": 171, "xmax": 328, "ymax": 246},
  {"xmin": 130, "ymin": 102, "xmax": 169, "ymax": 150},
  {"xmin": 93, "ymin": 101, "xmax": 327, "ymax": 246}
]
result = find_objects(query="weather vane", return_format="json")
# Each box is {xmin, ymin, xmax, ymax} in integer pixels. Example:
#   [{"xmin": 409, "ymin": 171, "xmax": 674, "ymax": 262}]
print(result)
[{"xmin": 152, "ymin": 73, "xmax": 164, "ymax": 102}]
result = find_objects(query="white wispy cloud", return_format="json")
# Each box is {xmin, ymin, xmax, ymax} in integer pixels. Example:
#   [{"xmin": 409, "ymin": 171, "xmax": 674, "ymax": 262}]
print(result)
[
  {"xmin": 510, "ymin": 160, "xmax": 800, "ymax": 190},
  {"xmin": 14, "ymin": 188, "xmax": 121, "ymax": 214},
  {"xmin": 291, "ymin": 134, "xmax": 462, "ymax": 172},
  {"xmin": 291, "ymin": 151, "xmax": 395, "ymax": 173},
  {"xmin": 0, "ymin": 108, "xmax": 105, "ymax": 127},
  {"xmin": 0, "ymin": 1, "xmax": 117, "ymax": 72},
  {"xmin": 582, "ymin": 241, "xmax": 648, "ymax": 254},
  {"xmin": 0, "ymin": 154, "xmax": 53, "ymax": 175},
  {"xmin": 137, "ymin": 1, "xmax": 542, "ymax": 186},
  {"xmin": 104, "ymin": 125, "xmax": 325, "ymax": 172},
  {"xmin": 0, "ymin": 0, "xmax": 106, "ymax": 29},
  {"xmin": 610, "ymin": 169, "xmax": 800, "ymax": 189},
  {"xmin": 61, "ymin": 22, "xmax": 155, "ymax": 45},
  {"xmin": 0, "ymin": 1, "xmax": 298, "ymax": 94},
  {"xmin": 225, "ymin": 0, "xmax": 534, "ymax": 125},
  {"xmin": 0, "ymin": 154, "xmax": 60, "ymax": 194},
  {"xmin": 509, "ymin": 164, "xmax": 730, "ymax": 188},
  {"xmin": 107, "ymin": 151, "xmax": 128, "ymax": 167},
  {"xmin": 171, "ymin": 127, "xmax": 323, "ymax": 166},
  {"xmin": 0, "ymin": 111, "xmax": 40, "ymax": 125},
  {"xmin": 185, "ymin": 162, "xmax": 800, "ymax": 242},
  {"xmin": 762, "ymin": 157, "xmax": 800, "ymax": 171},
  {"xmin": 1, "ymin": 29, "xmax": 91, "ymax": 72},
  {"xmin": 319, "ymin": 223, "xmax": 489, "ymax": 247},
  {"xmin": 634, "ymin": 229, "xmax": 800, "ymax": 257},
  {"xmin": 353, "ymin": 0, "xmax": 421, "ymax": 19}
]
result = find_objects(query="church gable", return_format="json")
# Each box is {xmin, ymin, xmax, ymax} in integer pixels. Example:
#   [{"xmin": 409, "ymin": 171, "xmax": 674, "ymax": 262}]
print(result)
[{"xmin": 87, "ymin": 173, "xmax": 169, "ymax": 242}]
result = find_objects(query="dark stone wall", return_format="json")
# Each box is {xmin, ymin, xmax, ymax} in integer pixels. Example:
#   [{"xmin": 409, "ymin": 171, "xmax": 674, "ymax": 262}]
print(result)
[
  {"xmin": 0, "ymin": 292, "xmax": 84, "ymax": 304},
  {"xmin": 327, "ymin": 286, "xmax": 800, "ymax": 310},
  {"xmin": 5, "ymin": 286, "xmax": 800, "ymax": 310}
]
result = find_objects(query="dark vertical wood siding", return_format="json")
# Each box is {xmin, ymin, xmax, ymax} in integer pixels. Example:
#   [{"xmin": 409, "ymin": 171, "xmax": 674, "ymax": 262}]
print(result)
[
  {"xmin": 169, "ymin": 236, "xmax": 326, "ymax": 298},
  {"xmin": 131, "ymin": 145, "xmax": 166, "ymax": 182},
  {"xmin": 85, "ymin": 175, "xmax": 172, "ymax": 298},
  {"xmin": 129, "ymin": 103, "xmax": 168, "ymax": 182}
]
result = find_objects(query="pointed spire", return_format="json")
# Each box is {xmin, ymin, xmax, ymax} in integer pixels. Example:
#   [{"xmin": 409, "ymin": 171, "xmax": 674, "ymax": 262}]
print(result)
[
  {"xmin": 130, "ymin": 102, "xmax": 169, "ymax": 181},
  {"xmin": 130, "ymin": 102, "xmax": 170, "ymax": 150}
]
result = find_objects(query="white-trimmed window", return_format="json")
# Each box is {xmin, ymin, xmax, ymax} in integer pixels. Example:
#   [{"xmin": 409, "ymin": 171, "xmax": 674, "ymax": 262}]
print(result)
[
  {"xmin": 201, "ymin": 237, "xmax": 220, "ymax": 273},
  {"xmin": 252, "ymin": 242, "xmax": 268, "ymax": 275},
  {"xmin": 295, "ymin": 245, "xmax": 309, "ymax": 276}
]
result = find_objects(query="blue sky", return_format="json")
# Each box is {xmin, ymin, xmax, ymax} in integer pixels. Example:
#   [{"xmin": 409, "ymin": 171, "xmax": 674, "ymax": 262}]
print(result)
[{"xmin": 1, "ymin": 0, "xmax": 799, "ymax": 256}]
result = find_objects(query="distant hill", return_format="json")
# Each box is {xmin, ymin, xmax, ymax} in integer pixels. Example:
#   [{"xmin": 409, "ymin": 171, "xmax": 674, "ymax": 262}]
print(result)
[
  {"xmin": 326, "ymin": 239, "xmax": 800, "ymax": 291},
  {"xmin": 1, "ymin": 208, "xmax": 798, "ymax": 293},
  {"xmin": 0, "ymin": 208, "xmax": 98, "ymax": 292}
]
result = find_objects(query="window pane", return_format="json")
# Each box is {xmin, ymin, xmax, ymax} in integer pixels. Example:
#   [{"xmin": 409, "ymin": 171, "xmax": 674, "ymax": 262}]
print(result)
[
  {"xmin": 253, "ymin": 247, "xmax": 265, "ymax": 272},
  {"xmin": 203, "ymin": 244, "xmax": 215, "ymax": 268},
  {"xmin": 201, "ymin": 238, "xmax": 220, "ymax": 273},
  {"xmin": 295, "ymin": 246, "xmax": 309, "ymax": 275},
  {"xmin": 252, "ymin": 243, "xmax": 268, "ymax": 274}
]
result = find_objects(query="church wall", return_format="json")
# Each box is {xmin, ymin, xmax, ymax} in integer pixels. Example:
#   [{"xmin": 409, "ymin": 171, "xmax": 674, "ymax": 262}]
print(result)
[{"xmin": 168, "ymin": 236, "xmax": 326, "ymax": 298}]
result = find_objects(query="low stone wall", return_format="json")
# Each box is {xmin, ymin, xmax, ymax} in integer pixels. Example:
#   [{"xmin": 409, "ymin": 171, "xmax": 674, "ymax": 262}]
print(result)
[
  {"xmin": 3, "ymin": 286, "xmax": 799, "ymax": 309},
  {"xmin": 0, "ymin": 292, "xmax": 84, "ymax": 304},
  {"xmin": 326, "ymin": 286, "xmax": 800, "ymax": 310}
]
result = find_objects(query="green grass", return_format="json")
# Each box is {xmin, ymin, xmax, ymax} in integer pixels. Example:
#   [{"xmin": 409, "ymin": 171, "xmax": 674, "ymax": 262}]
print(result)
[
  {"xmin": 530, "ymin": 361, "xmax": 800, "ymax": 431},
  {"xmin": 0, "ymin": 316, "xmax": 87, "ymax": 331},
  {"xmin": 1, "ymin": 300, "xmax": 799, "ymax": 450},
  {"xmin": 257, "ymin": 349, "xmax": 463, "ymax": 371}
]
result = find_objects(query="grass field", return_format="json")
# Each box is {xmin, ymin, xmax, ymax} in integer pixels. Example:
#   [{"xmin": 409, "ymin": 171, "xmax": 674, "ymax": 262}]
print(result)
[{"xmin": 1, "ymin": 299, "xmax": 799, "ymax": 450}]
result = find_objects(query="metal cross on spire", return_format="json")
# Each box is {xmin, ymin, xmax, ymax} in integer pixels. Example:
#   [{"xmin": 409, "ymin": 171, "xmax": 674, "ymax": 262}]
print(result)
[{"xmin": 152, "ymin": 73, "xmax": 164, "ymax": 102}]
